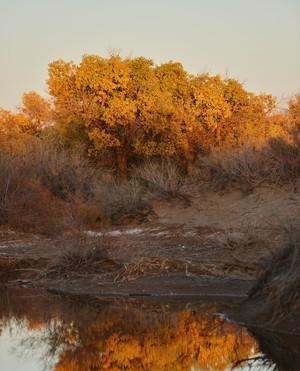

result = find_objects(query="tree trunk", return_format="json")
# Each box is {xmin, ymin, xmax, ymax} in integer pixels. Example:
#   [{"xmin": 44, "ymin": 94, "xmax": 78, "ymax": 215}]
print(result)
[
  {"xmin": 116, "ymin": 147, "xmax": 128, "ymax": 179},
  {"xmin": 182, "ymin": 144, "xmax": 194, "ymax": 176},
  {"xmin": 215, "ymin": 124, "xmax": 221, "ymax": 147}
]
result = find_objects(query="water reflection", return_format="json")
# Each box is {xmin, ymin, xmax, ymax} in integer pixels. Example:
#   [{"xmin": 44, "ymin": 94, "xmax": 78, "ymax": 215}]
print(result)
[{"xmin": 0, "ymin": 288, "xmax": 296, "ymax": 370}]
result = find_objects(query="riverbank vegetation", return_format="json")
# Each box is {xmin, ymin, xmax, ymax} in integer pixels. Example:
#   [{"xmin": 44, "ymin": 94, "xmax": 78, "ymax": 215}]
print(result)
[{"xmin": 0, "ymin": 54, "xmax": 299, "ymax": 235}]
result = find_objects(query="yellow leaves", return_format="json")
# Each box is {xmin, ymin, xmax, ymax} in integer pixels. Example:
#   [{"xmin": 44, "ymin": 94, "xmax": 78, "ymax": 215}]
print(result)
[
  {"xmin": 102, "ymin": 97, "xmax": 136, "ymax": 127},
  {"xmin": 89, "ymin": 128, "xmax": 120, "ymax": 150},
  {"xmin": 48, "ymin": 60, "xmax": 76, "ymax": 100},
  {"xmin": 155, "ymin": 61, "xmax": 190, "ymax": 101},
  {"xmin": 129, "ymin": 57, "xmax": 155, "ymax": 94},
  {"xmin": 223, "ymin": 78, "xmax": 249, "ymax": 112},
  {"xmin": 19, "ymin": 53, "xmax": 288, "ymax": 172},
  {"xmin": 134, "ymin": 139, "xmax": 177, "ymax": 157},
  {"xmin": 102, "ymin": 334, "xmax": 142, "ymax": 368},
  {"xmin": 0, "ymin": 108, "xmax": 34, "ymax": 136},
  {"xmin": 75, "ymin": 55, "xmax": 130, "ymax": 97},
  {"xmin": 54, "ymin": 309, "xmax": 257, "ymax": 371},
  {"xmin": 48, "ymin": 55, "xmax": 135, "ymax": 157},
  {"xmin": 289, "ymin": 94, "xmax": 300, "ymax": 125},
  {"xmin": 22, "ymin": 91, "xmax": 52, "ymax": 128},
  {"xmin": 192, "ymin": 74, "xmax": 232, "ymax": 130}
]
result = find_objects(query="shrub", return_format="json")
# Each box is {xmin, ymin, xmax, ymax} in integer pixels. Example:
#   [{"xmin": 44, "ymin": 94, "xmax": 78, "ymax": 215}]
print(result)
[
  {"xmin": 135, "ymin": 159, "xmax": 184, "ymax": 197},
  {"xmin": 26, "ymin": 140, "xmax": 97, "ymax": 200},
  {"xmin": 0, "ymin": 138, "xmax": 102, "ymax": 234},
  {"xmin": 266, "ymin": 135, "xmax": 300, "ymax": 181},
  {"xmin": 194, "ymin": 134, "xmax": 300, "ymax": 192},
  {"xmin": 46, "ymin": 235, "xmax": 118, "ymax": 277},
  {"xmin": 2, "ymin": 179, "xmax": 68, "ymax": 235},
  {"xmin": 95, "ymin": 179, "xmax": 149, "ymax": 224}
]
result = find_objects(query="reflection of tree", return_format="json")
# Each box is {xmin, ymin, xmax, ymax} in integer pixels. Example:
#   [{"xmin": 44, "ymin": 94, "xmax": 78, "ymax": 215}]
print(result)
[
  {"xmin": 53, "ymin": 310, "xmax": 256, "ymax": 371},
  {"xmin": 0, "ymin": 289, "xmax": 257, "ymax": 371}
]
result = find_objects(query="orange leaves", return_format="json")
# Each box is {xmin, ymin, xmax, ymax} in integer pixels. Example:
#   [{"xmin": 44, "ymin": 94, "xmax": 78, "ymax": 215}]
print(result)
[
  {"xmin": 48, "ymin": 60, "xmax": 77, "ymax": 113},
  {"xmin": 48, "ymin": 55, "xmax": 137, "ymax": 163},
  {"xmin": 46, "ymin": 53, "xmax": 281, "ymax": 171},
  {"xmin": 0, "ymin": 91, "xmax": 52, "ymax": 144},
  {"xmin": 289, "ymin": 94, "xmax": 300, "ymax": 126},
  {"xmin": 3, "ymin": 52, "xmax": 292, "ymax": 174},
  {"xmin": 102, "ymin": 97, "xmax": 137, "ymax": 127},
  {"xmin": 54, "ymin": 309, "xmax": 257, "ymax": 371},
  {"xmin": 22, "ymin": 91, "xmax": 52, "ymax": 129},
  {"xmin": 102, "ymin": 334, "xmax": 142, "ymax": 368},
  {"xmin": 191, "ymin": 74, "xmax": 231, "ymax": 130},
  {"xmin": 89, "ymin": 128, "xmax": 121, "ymax": 150},
  {"xmin": 75, "ymin": 55, "xmax": 131, "ymax": 99},
  {"xmin": 0, "ymin": 108, "xmax": 33, "ymax": 139}
]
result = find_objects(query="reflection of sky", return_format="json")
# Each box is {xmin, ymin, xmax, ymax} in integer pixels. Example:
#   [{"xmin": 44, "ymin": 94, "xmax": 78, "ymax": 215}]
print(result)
[
  {"xmin": 0, "ymin": 320, "xmax": 56, "ymax": 371},
  {"xmin": 233, "ymin": 358, "xmax": 277, "ymax": 371},
  {"xmin": 1, "ymin": 0, "xmax": 300, "ymax": 110}
]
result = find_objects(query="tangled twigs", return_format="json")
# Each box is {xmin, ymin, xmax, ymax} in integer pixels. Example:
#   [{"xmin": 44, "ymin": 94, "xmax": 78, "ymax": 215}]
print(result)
[{"xmin": 113, "ymin": 257, "xmax": 181, "ymax": 283}]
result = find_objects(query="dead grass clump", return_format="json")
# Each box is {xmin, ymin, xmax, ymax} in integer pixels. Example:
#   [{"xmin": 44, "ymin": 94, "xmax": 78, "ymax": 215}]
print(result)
[
  {"xmin": 65, "ymin": 196, "xmax": 102, "ymax": 231},
  {"xmin": 135, "ymin": 159, "xmax": 185, "ymax": 198},
  {"xmin": 0, "ymin": 139, "xmax": 103, "ymax": 234},
  {"xmin": 31, "ymin": 140, "xmax": 97, "ymax": 200},
  {"xmin": 113, "ymin": 257, "xmax": 183, "ymax": 282},
  {"xmin": 2, "ymin": 180, "xmax": 69, "ymax": 235},
  {"xmin": 96, "ymin": 179, "xmax": 151, "ymax": 224},
  {"xmin": 0, "ymin": 258, "xmax": 20, "ymax": 283},
  {"xmin": 197, "ymin": 147, "xmax": 271, "ymax": 192},
  {"xmin": 0, "ymin": 256, "xmax": 41, "ymax": 284},
  {"xmin": 194, "ymin": 134, "xmax": 300, "ymax": 192},
  {"xmin": 0, "ymin": 139, "xmax": 156, "ymax": 232},
  {"xmin": 266, "ymin": 135, "xmax": 300, "ymax": 182},
  {"xmin": 45, "ymin": 235, "xmax": 118, "ymax": 278}
]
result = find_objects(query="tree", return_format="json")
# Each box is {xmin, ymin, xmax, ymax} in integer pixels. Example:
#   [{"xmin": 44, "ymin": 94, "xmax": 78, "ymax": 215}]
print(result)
[
  {"xmin": 289, "ymin": 94, "xmax": 300, "ymax": 126},
  {"xmin": 0, "ymin": 108, "xmax": 31, "ymax": 136},
  {"xmin": 46, "ymin": 53, "xmax": 279, "ymax": 173},
  {"xmin": 22, "ymin": 91, "xmax": 52, "ymax": 131},
  {"xmin": 191, "ymin": 74, "xmax": 231, "ymax": 148},
  {"xmin": 48, "ymin": 55, "xmax": 138, "ymax": 175},
  {"xmin": 47, "ymin": 56, "xmax": 195, "ymax": 174}
]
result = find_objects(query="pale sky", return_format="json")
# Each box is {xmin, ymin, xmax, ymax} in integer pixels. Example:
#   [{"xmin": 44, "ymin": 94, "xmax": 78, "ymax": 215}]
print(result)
[{"xmin": 1, "ymin": 0, "xmax": 299, "ymax": 110}]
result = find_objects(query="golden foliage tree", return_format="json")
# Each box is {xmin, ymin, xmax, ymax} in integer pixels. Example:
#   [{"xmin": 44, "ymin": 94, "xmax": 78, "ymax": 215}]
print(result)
[
  {"xmin": 54, "ymin": 309, "xmax": 257, "ymax": 371},
  {"xmin": 2, "ymin": 53, "xmax": 285, "ymax": 174},
  {"xmin": 22, "ymin": 91, "xmax": 52, "ymax": 130},
  {"xmin": 289, "ymin": 94, "xmax": 300, "ymax": 127}
]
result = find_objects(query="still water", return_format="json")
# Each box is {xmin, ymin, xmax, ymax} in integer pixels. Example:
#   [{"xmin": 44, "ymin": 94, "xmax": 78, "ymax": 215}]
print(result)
[{"xmin": 0, "ymin": 288, "xmax": 298, "ymax": 370}]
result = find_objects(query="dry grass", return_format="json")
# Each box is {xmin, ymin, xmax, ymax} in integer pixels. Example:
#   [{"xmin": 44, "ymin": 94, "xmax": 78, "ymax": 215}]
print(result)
[
  {"xmin": 0, "ymin": 139, "xmax": 155, "ymax": 233},
  {"xmin": 0, "ymin": 153, "xmax": 67, "ymax": 235},
  {"xmin": 247, "ymin": 225, "xmax": 300, "ymax": 326},
  {"xmin": 194, "ymin": 135, "xmax": 300, "ymax": 192},
  {"xmin": 95, "ymin": 178, "xmax": 150, "ymax": 224},
  {"xmin": 112, "ymin": 256, "xmax": 184, "ymax": 283},
  {"xmin": 0, "ymin": 257, "xmax": 20, "ymax": 283},
  {"xmin": 0, "ymin": 131, "xmax": 299, "ymax": 235},
  {"xmin": 44, "ymin": 235, "xmax": 118, "ymax": 278},
  {"xmin": 0, "ymin": 139, "xmax": 103, "ymax": 234},
  {"xmin": 135, "ymin": 159, "xmax": 185, "ymax": 198},
  {"xmin": 197, "ymin": 147, "xmax": 270, "ymax": 192}
]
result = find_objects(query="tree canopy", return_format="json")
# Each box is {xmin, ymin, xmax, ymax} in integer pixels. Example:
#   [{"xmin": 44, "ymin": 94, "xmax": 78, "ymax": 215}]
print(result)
[{"xmin": 1, "ymin": 53, "xmax": 296, "ymax": 174}]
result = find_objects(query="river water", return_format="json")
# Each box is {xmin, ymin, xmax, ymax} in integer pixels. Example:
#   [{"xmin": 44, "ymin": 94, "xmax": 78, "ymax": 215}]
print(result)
[{"xmin": 0, "ymin": 288, "xmax": 298, "ymax": 370}]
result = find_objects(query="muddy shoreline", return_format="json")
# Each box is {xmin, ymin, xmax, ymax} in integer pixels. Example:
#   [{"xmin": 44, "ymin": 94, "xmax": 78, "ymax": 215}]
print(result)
[
  {"xmin": 1, "ymin": 186, "xmax": 299, "ymax": 337},
  {"xmin": 0, "ymin": 224, "xmax": 258, "ymax": 299}
]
